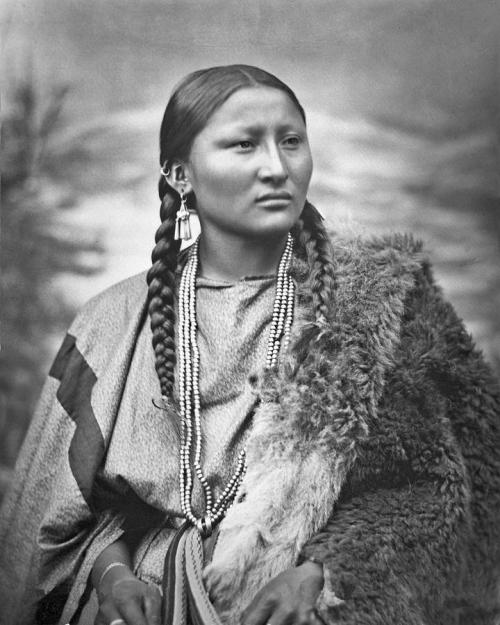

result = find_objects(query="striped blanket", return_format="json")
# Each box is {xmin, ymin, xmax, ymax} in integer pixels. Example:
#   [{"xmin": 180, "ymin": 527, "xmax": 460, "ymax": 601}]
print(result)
[
  {"xmin": 3, "ymin": 234, "xmax": 496, "ymax": 625},
  {"xmin": 0, "ymin": 273, "xmax": 169, "ymax": 623}
]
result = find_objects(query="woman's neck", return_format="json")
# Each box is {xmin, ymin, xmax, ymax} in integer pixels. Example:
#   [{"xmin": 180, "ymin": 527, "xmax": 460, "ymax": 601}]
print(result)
[{"xmin": 197, "ymin": 231, "xmax": 289, "ymax": 281}]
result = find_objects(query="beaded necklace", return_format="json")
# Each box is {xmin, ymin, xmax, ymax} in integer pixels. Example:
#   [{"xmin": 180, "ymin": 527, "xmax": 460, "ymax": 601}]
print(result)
[{"xmin": 177, "ymin": 234, "xmax": 295, "ymax": 536}]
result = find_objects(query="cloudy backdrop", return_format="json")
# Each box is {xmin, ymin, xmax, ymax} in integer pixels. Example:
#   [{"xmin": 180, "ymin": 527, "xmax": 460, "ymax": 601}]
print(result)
[{"xmin": 1, "ymin": 0, "xmax": 498, "ymax": 481}]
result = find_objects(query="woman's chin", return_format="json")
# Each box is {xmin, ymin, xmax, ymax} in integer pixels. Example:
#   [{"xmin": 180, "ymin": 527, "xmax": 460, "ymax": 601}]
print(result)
[
  {"xmin": 202, "ymin": 207, "xmax": 302, "ymax": 243},
  {"xmin": 250, "ymin": 207, "xmax": 302, "ymax": 238}
]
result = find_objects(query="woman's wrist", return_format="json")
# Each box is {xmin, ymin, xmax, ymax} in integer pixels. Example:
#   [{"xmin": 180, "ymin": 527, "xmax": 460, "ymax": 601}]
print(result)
[
  {"xmin": 97, "ymin": 561, "xmax": 136, "ymax": 600},
  {"xmin": 91, "ymin": 539, "xmax": 135, "ymax": 599}
]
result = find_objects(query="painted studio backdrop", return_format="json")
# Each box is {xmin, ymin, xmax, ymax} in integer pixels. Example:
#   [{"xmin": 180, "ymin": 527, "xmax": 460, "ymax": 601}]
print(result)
[{"xmin": 1, "ymin": 0, "xmax": 499, "ymax": 496}]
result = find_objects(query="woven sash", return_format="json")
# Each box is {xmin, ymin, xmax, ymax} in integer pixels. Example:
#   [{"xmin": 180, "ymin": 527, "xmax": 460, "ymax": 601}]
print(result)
[{"xmin": 162, "ymin": 522, "xmax": 224, "ymax": 625}]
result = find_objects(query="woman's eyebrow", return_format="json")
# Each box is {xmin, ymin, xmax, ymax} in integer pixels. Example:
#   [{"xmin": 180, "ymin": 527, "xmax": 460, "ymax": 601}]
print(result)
[
  {"xmin": 217, "ymin": 121, "xmax": 303, "ymax": 135},
  {"xmin": 216, "ymin": 122, "xmax": 264, "ymax": 135}
]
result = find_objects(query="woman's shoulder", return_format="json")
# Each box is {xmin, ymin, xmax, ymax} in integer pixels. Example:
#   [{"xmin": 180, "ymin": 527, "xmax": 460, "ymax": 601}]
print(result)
[
  {"xmin": 330, "ymin": 230, "xmax": 429, "ymax": 288},
  {"xmin": 331, "ymin": 230, "xmax": 425, "ymax": 262},
  {"xmin": 69, "ymin": 270, "xmax": 149, "ymax": 337}
]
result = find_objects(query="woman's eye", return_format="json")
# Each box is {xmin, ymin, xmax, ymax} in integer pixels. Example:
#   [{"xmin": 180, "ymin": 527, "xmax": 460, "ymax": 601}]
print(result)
[
  {"xmin": 237, "ymin": 140, "xmax": 253, "ymax": 149},
  {"xmin": 283, "ymin": 136, "xmax": 301, "ymax": 147}
]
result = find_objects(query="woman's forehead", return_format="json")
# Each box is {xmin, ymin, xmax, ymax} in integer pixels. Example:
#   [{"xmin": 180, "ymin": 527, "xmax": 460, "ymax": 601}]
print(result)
[{"xmin": 202, "ymin": 87, "xmax": 305, "ymax": 133}]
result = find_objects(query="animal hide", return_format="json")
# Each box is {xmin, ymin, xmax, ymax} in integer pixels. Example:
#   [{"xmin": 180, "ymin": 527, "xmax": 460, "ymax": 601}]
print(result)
[
  {"xmin": 204, "ymin": 235, "xmax": 423, "ymax": 621},
  {"xmin": 0, "ymin": 233, "xmax": 499, "ymax": 625}
]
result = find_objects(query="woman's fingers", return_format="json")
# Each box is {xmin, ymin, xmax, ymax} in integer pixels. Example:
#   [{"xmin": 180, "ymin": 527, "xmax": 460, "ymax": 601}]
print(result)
[
  {"xmin": 117, "ymin": 601, "xmax": 148, "ymax": 625},
  {"xmin": 242, "ymin": 606, "xmax": 319, "ymax": 625},
  {"xmin": 240, "ymin": 593, "xmax": 274, "ymax": 625},
  {"xmin": 94, "ymin": 577, "xmax": 162, "ymax": 625},
  {"xmin": 241, "ymin": 562, "xmax": 324, "ymax": 625},
  {"xmin": 94, "ymin": 600, "xmax": 124, "ymax": 625},
  {"xmin": 263, "ymin": 606, "xmax": 316, "ymax": 625},
  {"xmin": 112, "ymin": 579, "xmax": 149, "ymax": 625},
  {"xmin": 143, "ymin": 583, "xmax": 163, "ymax": 625}
]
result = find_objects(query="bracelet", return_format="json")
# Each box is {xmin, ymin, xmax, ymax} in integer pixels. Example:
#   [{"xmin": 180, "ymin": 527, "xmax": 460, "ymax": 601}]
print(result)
[{"xmin": 97, "ymin": 561, "xmax": 129, "ymax": 589}]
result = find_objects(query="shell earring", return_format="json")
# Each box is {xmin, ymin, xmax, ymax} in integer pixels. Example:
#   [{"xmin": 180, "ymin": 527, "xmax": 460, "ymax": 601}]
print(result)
[{"xmin": 174, "ymin": 188, "xmax": 192, "ymax": 241}]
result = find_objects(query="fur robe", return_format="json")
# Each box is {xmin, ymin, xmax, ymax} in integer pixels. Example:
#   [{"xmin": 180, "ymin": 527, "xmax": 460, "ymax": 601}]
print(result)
[{"xmin": 0, "ymin": 233, "xmax": 499, "ymax": 625}]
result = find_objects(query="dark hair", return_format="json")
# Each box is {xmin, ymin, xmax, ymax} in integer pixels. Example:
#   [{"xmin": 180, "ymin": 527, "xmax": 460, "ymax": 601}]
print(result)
[{"xmin": 146, "ymin": 64, "xmax": 334, "ymax": 399}]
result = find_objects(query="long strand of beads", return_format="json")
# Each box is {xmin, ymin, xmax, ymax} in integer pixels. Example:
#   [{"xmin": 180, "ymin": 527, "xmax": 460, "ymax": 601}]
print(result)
[
  {"xmin": 282, "ymin": 279, "xmax": 295, "ymax": 353},
  {"xmin": 177, "ymin": 234, "xmax": 295, "ymax": 535},
  {"xmin": 187, "ymin": 249, "xmax": 214, "ymax": 513},
  {"xmin": 266, "ymin": 235, "xmax": 294, "ymax": 369},
  {"xmin": 178, "ymin": 256, "xmax": 193, "ymax": 518},
  {"xmin": 178, "ymin": 253, "xmax": 188, "ymax": 510}
]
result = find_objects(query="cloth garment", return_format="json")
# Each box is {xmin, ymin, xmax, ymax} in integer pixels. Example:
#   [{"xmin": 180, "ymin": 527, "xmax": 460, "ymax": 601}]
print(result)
[
  {"xmin": 101, "ymin": 273, "xmax": 278, "ymax": 590},
  {"xmin": 75, "ymin": 272, "xmax": 279, "ymax": 625},
  {"xmin": 0, "ymin": 233, "xmax": 499, "ymax": 625}
]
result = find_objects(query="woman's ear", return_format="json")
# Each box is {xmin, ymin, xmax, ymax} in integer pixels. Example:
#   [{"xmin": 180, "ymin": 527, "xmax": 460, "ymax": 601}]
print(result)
[{"xmin": 165, "ymin": 161, "xmax": 193, "ymax": 196}]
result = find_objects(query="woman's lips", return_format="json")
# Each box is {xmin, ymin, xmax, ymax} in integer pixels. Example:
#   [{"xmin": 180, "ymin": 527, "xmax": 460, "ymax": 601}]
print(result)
[{"xmin": 256, "ymin": 192, "xmax": 292, "ymax": 207}]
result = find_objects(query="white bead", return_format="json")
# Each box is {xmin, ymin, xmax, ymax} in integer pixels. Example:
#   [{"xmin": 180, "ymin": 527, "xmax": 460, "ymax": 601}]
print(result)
[{"xmin": 177, "ymin": 234, "xmax": 294, "ymax": 531}]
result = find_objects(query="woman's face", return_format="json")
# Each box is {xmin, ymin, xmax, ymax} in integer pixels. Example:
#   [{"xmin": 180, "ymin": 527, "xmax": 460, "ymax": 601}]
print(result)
[{"xmin": 177, "ymin": 86, "xmax": 313, "ymax": 241}]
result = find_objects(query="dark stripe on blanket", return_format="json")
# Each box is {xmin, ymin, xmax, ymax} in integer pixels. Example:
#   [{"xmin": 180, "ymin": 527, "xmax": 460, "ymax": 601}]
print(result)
[
  {"xmin": 162, "ymin": 521, "xmax": 190, "ymax": 624},
  {"xmin": 185, "ymin": 529, "xmax": 222, "ymax": 625},
  {"xmin": 91, "ymin": 474, "xmax": 166, "ymax": 533},
  {"xmin": 187, "ymin": 582, "xmax": 203, "ymax": 625},
  {"xmin": 49, "ymin": 333, "xmax": 104, "ymax": 505}
]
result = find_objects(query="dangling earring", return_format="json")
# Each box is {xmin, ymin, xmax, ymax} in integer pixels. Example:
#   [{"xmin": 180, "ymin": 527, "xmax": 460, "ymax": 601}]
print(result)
[{"xmin": 174, "ymin": 188, "xmax": 192, "ymax": 241}]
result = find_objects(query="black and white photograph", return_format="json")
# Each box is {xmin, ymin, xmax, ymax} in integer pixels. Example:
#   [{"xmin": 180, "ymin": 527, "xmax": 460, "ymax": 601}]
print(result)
[{"xmin": 1, "ymin": 1, "xmax": 499, "ymax": 624}]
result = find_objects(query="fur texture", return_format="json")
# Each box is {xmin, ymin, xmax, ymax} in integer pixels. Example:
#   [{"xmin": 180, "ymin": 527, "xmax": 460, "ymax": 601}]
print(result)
[
  {"xmin": 298, "ymin": 251, "xmax": 500, "ymax": 625},
  {"xmin": 203, "ymin": 234, "xmax": 426, "ymax": 621},
  {"xmin": 203, "ymin": 235, "xmax": 500, "ymax": 625},
  {"xmin": 1, "ymin": 233, "xmax": 499, "ymax": 625}
]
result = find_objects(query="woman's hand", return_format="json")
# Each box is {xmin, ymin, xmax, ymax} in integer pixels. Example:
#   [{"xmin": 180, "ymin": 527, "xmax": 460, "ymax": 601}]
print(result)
[
  {"xmin": 92, "ymin": 539, "xmax": 161, "ymax": 625},
  {"xmin": 240, "ymin": 561, "xmax": 324, "ymax": 625},
  {"xmin": 94, "ymin": 567, "xmax": 162, "ymax": 625}
]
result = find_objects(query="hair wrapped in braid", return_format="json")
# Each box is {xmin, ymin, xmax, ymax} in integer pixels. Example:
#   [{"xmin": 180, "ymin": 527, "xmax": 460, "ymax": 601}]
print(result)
[
  {"xmin": 147, "ymin": 64, "xmax": 308, "ymax": 398},
  {"xmin": 146, "ymin": 177, "xmax": 181, "ymax": 398},
  {"xmin": 293, "ymin": 201, "xmax": 336, "ymax": 323}
]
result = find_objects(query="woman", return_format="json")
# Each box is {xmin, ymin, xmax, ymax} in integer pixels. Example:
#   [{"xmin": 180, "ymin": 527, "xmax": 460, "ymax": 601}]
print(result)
[{"xmin": 1, "ymin": 65, "xmax": 499, "ymax": 625}]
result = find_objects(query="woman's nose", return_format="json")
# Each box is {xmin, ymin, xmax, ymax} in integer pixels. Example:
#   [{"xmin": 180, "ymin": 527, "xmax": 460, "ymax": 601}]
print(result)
[{"xmin": 258, "ymin": 144, "xmax": 288, "ymax": 182}]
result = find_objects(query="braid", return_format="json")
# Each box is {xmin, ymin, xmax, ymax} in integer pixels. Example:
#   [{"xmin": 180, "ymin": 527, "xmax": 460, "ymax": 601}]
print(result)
[
  {"xmin": 148, "ymin": 65, "xmax": 315, "ymax": 395},
  {"xmin": 293, "ymin": 201, "xmax": 336, "ymax": 323},
  {"xmin": 146, "ymin": 177, "xmax": 181, "ymax": 398}
]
